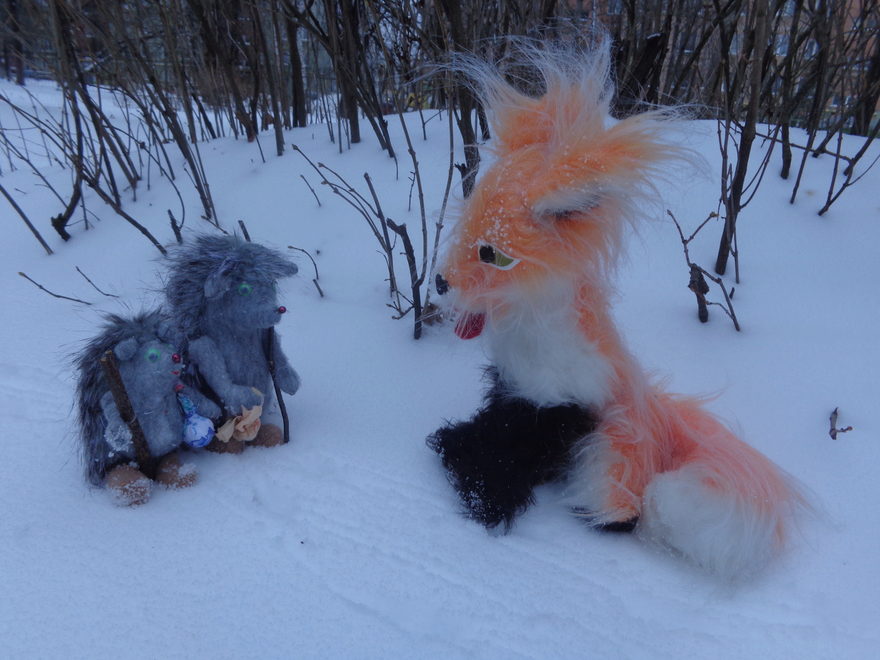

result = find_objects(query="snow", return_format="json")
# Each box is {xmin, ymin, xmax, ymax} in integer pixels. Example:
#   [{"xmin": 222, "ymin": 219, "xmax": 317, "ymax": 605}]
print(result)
[{"xmin": 1, "ymin": 79, "xmax": 879, "ymax": 659}]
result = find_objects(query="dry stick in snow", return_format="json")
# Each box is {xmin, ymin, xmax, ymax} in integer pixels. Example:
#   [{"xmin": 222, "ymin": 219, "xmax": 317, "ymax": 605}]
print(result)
[
  {"xmin": 668, "ymin": 211, "xmax": 741, "ymax": 332},
  {"xmin": 1, "ymin": 183, "xmax": 54, "ymax": 256},
  {"xmin": 288, "ymin": 245, "xmax": 324, "ymax": 298},
  {"xmin": 75, "ymin": 266, "xmax": 119, "ymax": 298},
  {"xmin": 386, "ymin": 217, "xmax": 423, "ymax": 339},
  {"xmin": 299, "ymin": 174, "xmax": 321, "ymax": 206},
  {"xmin": 829, "ymin": 407, "xmax": 853, "ymax": 440},
  {"xmin": 237, "ymin": 219, "xmax": 252, "ymax": 242},
  {"xmin": 293, "ymin": 144, "xmax": 401, "ymax": 310},
  {"xmin": 100, "ymin": 350, "xmax": 156, "ymax": 478},
  {"xmin": 168, "ymin": 210, "xmax": 183, "ymax": 244},
  {"xmin": 19, "ymin": 272, "xmax": 91, "ymax": 305},
  {"xmin": 423, "ymin": 86, "xmax": 457, "ymax": 313}
]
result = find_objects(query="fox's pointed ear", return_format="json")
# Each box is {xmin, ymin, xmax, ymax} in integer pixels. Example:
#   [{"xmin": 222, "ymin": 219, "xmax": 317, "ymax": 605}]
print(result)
[{"xmin": 491, "ymin": 99, "xmax": 551, "ymax": 153}]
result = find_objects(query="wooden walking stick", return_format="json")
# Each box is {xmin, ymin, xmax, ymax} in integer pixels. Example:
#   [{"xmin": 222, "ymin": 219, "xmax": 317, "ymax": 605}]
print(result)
[
  {"xmin": 264, "ymin": 326, "xmax": 290, "ymax": 444},
  {"xmin": 100, "ymin": 350, "xmax": 157, "ymax": 478}
]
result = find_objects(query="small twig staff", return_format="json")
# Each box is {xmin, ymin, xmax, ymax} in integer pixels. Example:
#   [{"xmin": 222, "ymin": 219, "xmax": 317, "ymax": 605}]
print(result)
[{"xmin": 99, "ymin": 350, "xmax": 157, "ymax": 478}]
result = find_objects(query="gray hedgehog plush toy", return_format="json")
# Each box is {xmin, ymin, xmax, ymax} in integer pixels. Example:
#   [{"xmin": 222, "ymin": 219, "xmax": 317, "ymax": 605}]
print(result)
[
  {"xmin": 164, "ymin": 235, "xmax": 300, "ymax": 452},
  {"xmin": 74, "ymin": 310, "xmax": 221, "ymax": 505}
]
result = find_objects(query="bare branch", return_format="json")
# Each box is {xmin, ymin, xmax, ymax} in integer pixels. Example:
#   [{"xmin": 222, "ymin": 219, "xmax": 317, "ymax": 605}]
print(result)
[
  {"xmin": 829, "ymin": 407, "xmax": 854, "ymax": 440},
  {"xmin": 75, "ymin": 266, "xmax": 119, "ymax": 298},
  {"xmin": 668, "ymin": 210, "xmax": 740, "ymax": 331},
  {"xmin": 0, "ymin": 183, "xmax": 53, "ymax": 256},
  {"xmin": 18, "ymin": 271, "xmax": 91, "ymax": 305},
  {"xmin": 288, "ymin": 245, "xmax": 324, "ymax": 298}
]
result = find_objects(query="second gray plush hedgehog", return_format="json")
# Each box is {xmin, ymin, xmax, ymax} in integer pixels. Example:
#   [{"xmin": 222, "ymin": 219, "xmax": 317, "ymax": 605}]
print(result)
[
  {"xmin": 164, "ymin": 235, "xmax": 300, "ymax": 450},
  {"xmin": 74, "ymin": 310, "xmax": 220, "ymax": 505}
]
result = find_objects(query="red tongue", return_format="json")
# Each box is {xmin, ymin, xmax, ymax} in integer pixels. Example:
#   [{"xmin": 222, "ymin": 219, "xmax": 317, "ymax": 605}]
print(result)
[{"xmin": 454, "ymin": 312, "xmax": 485, "ymax": 340}]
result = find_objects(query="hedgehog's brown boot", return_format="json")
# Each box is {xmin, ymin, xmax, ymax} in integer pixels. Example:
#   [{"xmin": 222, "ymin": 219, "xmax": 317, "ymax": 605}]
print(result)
[
  {"xmin": 155, "ymin": 452, "xmax": 198, "ymax": 489},
  {"xmin": 250, "ymin": 423, "xmax": 284, "ymax": 448},
  {"xmin": 205, "ymin": 436, "xmax": 246, "ymax": 454},
  {"xmin": 105, "ymin": 464, "xmax": 152, "ymax": 506}
]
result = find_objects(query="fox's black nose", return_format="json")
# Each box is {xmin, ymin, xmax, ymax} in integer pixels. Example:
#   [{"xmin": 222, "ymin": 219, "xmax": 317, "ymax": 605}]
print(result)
[{"xmin": 435, "ymin": 273, "xmax": 450, "ymax": 296}]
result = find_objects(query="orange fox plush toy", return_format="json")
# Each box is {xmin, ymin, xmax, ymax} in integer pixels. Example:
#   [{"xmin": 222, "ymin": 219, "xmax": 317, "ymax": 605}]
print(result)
[{"xmin": 428, "ymin": 41, "xmax": 805, "ymax": 578}]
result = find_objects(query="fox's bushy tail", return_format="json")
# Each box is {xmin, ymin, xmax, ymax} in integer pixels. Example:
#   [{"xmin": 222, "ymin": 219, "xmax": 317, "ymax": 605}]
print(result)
[{"xmin": 573, "ymin": 385, "xmax": 806, "ymax": 578}]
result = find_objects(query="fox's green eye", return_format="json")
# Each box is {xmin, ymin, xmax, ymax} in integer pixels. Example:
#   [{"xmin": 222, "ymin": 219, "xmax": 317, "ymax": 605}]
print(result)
[
  {"xmin": 145, "ymin": 347, "xmax": 161, "ymax": 362},
  {"xmin": 478, "ymin": 244, "xmax": 520, "ymax": 271},
  {"xmin": 237, "ymin": 282, "xmax": 253, "ymax": 296}
]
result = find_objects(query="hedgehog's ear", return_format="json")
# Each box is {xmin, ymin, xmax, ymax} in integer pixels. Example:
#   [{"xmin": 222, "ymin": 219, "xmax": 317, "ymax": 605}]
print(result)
[
  {"xmin": 114, "ymin": 337, "xmax": 139, "ymax": 362},
  {"xmin": 280, "ymin": 260, "xmax": 298, "ymax": 277},
  {"xmin": 154, "ymin": 318, "xmax": 178, "ymax": 346},
  {"xmin": 204, "ymin": 257, "xmax": 238, "ymax": 299},
  {"xmin": 271, "ymin": 259, "xmax": 297, "ymax": 279},
  {"xmin": 204, "ymin": 270, "xmax": 228, "ymax": 299}
]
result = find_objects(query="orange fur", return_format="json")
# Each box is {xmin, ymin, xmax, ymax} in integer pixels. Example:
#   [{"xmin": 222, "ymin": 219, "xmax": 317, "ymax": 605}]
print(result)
[{"xmin": 440, "ymin": 41, "xmax": 805, "ymax": 576}]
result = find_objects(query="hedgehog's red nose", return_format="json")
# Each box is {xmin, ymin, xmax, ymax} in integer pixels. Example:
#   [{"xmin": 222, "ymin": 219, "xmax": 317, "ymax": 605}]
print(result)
[{"xmin": 278, "ymin": 306, "xmax": 287, "ymax": 314}]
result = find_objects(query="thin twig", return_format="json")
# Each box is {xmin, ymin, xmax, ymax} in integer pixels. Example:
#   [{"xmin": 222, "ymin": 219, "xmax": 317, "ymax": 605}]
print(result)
[
  {"xmin": 238, "ymin": 219, "xmax": 252, "ymax": 242},
  {"xmin": 387, "ymin": 218, "xmax": 422, "ymax": 340},
  {"xmin": 168, "ymin": 209, "xmax": 183, "ymax": 244},
  {"xmin": 299, "ymin": 174, "xmax": 321, "ymax": 207},
  {"xmin": 0, "ymin": 183, "xmax": 54, "ymax": 255},
  {"xmin": 668, "ymin": 210, "xmax": 740, "ymax": 331},
  {"xmin": 288, "ymin": 245, "xmax": 324, "ymax": 298},
  {"xmin": 19, "ymin": 271, "xmax": 92, "ymax": 305},
  {"xmin": 264, "ymin": 327, "xmax": 290, "ymax": 444},
  {"xmin": 75, "ymin": 266, "xmax": 119, "ymax": 298},
  {"xmin": 829, "ymin": 407, "xmax": 853, "ymax": 440}
]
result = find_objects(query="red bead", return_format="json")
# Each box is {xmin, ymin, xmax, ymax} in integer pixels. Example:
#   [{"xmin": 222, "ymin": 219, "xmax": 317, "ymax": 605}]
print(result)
[
  {"xmin": 278, "ymin": 306, "xmax": 287, "ymax": 314},
  {"xmin": 172, "ymin": 353, "xmax": 181, "ymax": 363}
]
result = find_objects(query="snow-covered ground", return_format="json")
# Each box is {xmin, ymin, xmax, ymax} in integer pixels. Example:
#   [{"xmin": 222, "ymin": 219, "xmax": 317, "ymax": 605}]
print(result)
[{"xmin": 1, "ymin": 79, "xmax": 878, "ymax": 659}]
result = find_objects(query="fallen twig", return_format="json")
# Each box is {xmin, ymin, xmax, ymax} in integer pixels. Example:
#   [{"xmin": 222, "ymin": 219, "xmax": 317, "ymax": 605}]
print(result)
[
  {"xmin": 19, "ymin": 271, "xmax": 91, "ymax": 305},
  {"xmin": 829, "ymin": 407, "xmax": 853, "ymax": 440},
  {"xmin": 75, "ymin": 266, "xmax": 119, "ymax": 298}
]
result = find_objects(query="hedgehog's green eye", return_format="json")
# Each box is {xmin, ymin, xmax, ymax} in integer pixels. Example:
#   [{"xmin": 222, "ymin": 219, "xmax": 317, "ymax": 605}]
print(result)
[
  {"xmin": 145, "ymin": 347, "xmax": 161, "ymax": 363},
  {"xmin": 478, "ymin": 243, "xmax": 520, "ymax": 271},
  {"xmin": 237, "ymin": 282, "xmax": 253, "ymax": 296}
]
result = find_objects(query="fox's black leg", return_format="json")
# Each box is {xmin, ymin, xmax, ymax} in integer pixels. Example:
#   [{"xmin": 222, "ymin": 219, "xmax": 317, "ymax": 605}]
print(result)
[{"xmin": 428, "ymin": 369, "xmax": 596, "ymax": 531}]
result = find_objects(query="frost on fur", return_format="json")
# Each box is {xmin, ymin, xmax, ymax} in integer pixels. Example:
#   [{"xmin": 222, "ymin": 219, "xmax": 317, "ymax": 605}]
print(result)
[{"xmin": 429, "ymin": 39, "xmax": 806, "ymax": 577}]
